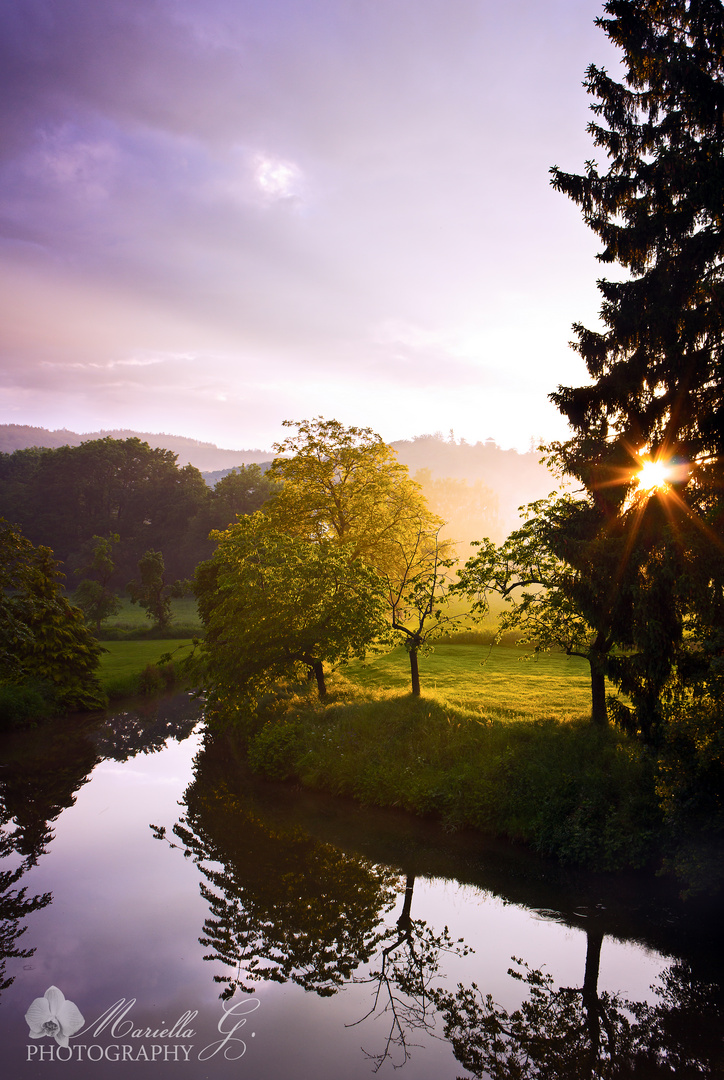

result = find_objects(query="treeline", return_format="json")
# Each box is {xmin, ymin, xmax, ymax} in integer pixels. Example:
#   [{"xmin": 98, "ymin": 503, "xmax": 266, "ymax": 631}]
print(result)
[{"xmin": 0, "ymin": 437, "xmax": 279, "ymax": 586}]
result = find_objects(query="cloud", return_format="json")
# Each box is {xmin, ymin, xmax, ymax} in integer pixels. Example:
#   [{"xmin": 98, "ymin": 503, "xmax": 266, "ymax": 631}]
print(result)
[{"xmin": 0, "ymin": 0, "xmax": 614, "ymax": 450}]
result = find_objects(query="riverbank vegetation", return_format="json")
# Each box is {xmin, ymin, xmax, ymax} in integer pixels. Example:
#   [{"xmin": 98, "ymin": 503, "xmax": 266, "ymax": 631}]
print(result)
[{"xmin": 218, "ymin": 655, "xmax": 659, "ymax": 875}]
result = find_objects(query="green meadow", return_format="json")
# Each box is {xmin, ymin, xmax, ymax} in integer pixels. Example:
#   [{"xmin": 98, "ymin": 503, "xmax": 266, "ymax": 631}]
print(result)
[
  {"xmin": 345, "ymin": 643, "xmax": 598, "ymax": 720},
  {"xmin": 98, "ymin": 639, "xmax": 195, "ymax": 698},
  {"xmin": 93, "ymin": 597, "xmax": 203, "ymax": 639}
]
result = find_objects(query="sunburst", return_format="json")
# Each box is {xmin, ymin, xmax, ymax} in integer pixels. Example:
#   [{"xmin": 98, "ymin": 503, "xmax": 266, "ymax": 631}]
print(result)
[{"xmin": 636, "ymin": 458, "xmax": 671, "ymax": 493}]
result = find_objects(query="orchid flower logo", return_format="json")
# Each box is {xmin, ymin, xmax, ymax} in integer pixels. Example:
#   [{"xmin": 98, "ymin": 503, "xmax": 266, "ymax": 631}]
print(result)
[{"xmin": 25, "ymin": 986, "xmax": 84, "ymax": 1047}]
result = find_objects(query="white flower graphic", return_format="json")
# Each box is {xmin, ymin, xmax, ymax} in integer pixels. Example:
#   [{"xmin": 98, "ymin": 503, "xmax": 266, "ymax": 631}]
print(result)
[{"xmin": 25, "ymin": 986, "xmax": 84, "ymax": 1047}]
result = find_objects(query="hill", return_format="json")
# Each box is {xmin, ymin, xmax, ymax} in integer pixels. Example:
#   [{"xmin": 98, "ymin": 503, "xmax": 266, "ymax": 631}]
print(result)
[
  {"xmin": 0, "ymin": 425, "xmax": 272, "ymax": 471},
  {"xmin": 0, "ymin": 425, "xmax": 557, "ymax": 534}
]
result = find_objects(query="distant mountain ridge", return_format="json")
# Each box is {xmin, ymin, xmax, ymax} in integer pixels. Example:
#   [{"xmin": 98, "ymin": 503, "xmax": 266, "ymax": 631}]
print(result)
[
  {"xmin": 0, "ymin": 425, "xmax": 273, "ymax": 471},
  {"xmin": 0, "ymin": 424, "xmax": 557, "ymax": 533}
]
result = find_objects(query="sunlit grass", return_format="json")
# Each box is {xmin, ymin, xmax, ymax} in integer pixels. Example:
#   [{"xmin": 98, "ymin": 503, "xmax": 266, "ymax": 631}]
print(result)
[
  {"xmin": 240, "ymin": 662, "xmax": 658, "ymax": 872},
  {"xmin": 345, "ymin": 644, "xmax": 597, "ymax": 721}
]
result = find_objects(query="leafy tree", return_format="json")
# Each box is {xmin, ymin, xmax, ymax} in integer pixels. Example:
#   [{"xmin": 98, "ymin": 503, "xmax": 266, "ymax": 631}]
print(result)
[
  {"xmin": 126, "ymin": 549, "xmax": 187, "ymax": 629},
  {"xmin": 73, "ymin": 533, "xmax": 122, "ymax": 631},
  {"xmin": 266, "ymin": 418, "xmax": 439, "ymax": 580},
  {"xmin": 210, "ymin": 463, "xmax": 279, "ymax": 526},
  {"xmin": 73, "ymin": 579, "xmax": 122, "ymax": 634},
  {"xmin": 386, "ymin": 525, "xmax": 464, "ymax": 696},
  {"xmin": 0, "ymin": 437, "xmax": 209, "ymax": 581},
  {"xmin": 456, "ymin": 494, "xmax": 639, "ymax": 726},
  {"xmin": 195, "ymin": 513, "xmax": 389, "ymax": 706},
  {"xmin": 0, "ymin": 519, "xmax": 106, "ymax": 714},
  {"xmin": 547, "ymin": 0, "xmax": 724, "ymax": 734}
]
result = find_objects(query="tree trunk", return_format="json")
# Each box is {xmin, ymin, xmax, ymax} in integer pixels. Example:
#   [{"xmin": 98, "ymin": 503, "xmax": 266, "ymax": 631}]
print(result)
[
  {"xmin": 589, "ymin": 656, "xmax": 607, "ymax": 726},
  {"xmin": 396, "ymin": 873, "xmax": 416, "ymax": 934},
  {"xmin": 582, "ymin": 928, "xmax": 603, "ymax": 1078},
  {"xmin": 409, "ymin": 647, "xmax": 420, "ymax": 696},
  {"xmin": 312, "ymin": 660, "xmax": 327, "ymax": 700}
]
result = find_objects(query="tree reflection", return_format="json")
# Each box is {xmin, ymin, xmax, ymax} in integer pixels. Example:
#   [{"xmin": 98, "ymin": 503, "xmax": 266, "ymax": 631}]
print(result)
[
  {"xmin": 0, "ymin": 805, "xmax": 51, "ymax": 996},
  {"xmin": 0, "ymin": 692, "xmax": 198, "ymax": 996},
  {"xmin": 349, "ymin": 872, "xmax": 471, "ymax": 1072},
  {"xmin": 434, "ymin": 929, "xmax": 724, "ymax": 1079},
  {"xmin": 91, "ymin": 693, "xmax": 199, "ymax": 761},
  {"xmin": 157, "ymin": 779, "xmax": 400, "ymax": 997}
]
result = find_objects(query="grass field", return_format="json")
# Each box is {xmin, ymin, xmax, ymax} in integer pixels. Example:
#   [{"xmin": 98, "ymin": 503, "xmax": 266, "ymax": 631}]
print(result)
[
  {"xmin": 345, "ymin": 643, "xmax": 598, "ymax": 721},
  {"xmin": 90, "ymin": 597, "xmax": 203, "ymax": 640},
  {"xmin": 98, "ymin": 639, "xmax": 194, "ymax": 697}
]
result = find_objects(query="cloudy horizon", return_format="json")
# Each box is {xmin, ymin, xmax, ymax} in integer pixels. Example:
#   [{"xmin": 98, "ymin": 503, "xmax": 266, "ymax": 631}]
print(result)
[{"xmin": 0, "ymin": 0, "xmax": 618, "ymax": 451}]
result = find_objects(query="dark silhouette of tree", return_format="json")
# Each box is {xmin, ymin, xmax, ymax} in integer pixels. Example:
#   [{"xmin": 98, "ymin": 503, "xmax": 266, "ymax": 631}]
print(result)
[
  {"xmin": 348, "ymin": 872, "xmax": 471, "ymax": 1072},
  {"xmin": 547, "ymin": 0, "xmax": 724, "ymax": 739},
  {"xmin": 434, "ymin": 931, "xmax": 724, "ymax": 1078},
  {"xmin": 154, "ymin": 763, "xmax": 399, "ymax": 998}
]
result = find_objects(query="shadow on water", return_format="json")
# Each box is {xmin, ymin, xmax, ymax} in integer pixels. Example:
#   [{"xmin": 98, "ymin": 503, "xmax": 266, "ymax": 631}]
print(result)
[{"xmin": 156, "ymin": 728, "xmax": 724, "ymax": 1075}]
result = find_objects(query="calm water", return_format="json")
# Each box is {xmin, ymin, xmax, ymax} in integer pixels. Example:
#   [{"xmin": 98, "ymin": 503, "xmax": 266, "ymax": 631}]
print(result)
[{"xmin": 1, "ymin": 694, "xmax": 723, "ymax": 1078}]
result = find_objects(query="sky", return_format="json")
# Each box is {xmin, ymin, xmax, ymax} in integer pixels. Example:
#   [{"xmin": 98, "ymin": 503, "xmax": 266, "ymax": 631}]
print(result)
[{"xmin": 0, "ymin": 0, "xmax": 621, "ymax": 452}]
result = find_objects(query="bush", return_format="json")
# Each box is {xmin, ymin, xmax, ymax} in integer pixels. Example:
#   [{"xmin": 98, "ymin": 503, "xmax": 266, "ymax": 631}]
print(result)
[
  {"xmin": 0, "ymin": 680, "xmax": 58, "ymax": 727},
  {"xmin": 248, "ymin": 719, "xmax": 305, "ymax": 780}
]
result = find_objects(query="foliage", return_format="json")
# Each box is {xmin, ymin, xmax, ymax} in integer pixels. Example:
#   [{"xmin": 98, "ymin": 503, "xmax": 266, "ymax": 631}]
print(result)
[
  {"xmin": 656, "ymin": 693, "xmax": 724, "ymax": 895},
  {"xmin": 195, "ymin": 512, "xmax": 390, "ymax": 708},
  {"xmin": 241, "ymin": 665, "xmax": 659, "ymax": 872},
  {"xmin": 73, "ymin": 579, "xmax": 122, "ymax": 632},
  {"xmin": 385, "ymin": 525, "xmax": 465, "ymax": 695},
  {"xmin": 548, "ymin": 0, "xmax": 724, "ymax": 738},
  {"xmin": 0, "ymin": 519, "xmax": 106, "ymax": 716},
  {"xmin": 266, "ymin": 418, "xmax": 439, "ymax": 579},
  {"xmin": 126, "ymin": 549, "xmax": 189, "ymax": 628},
  {"xmin": 456, "ymin": 494, "xmax": 635, "ymax": 726},
  {"xmin": 0, "ymin": 437, "xmax": 210, "ymax": 582},
  {"xmin": 434, "ymin": 955, "xmax": 724, "ymax": 1079}
]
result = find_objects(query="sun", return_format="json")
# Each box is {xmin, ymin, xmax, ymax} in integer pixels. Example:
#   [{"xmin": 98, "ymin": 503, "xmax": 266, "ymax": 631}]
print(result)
[{"xmin": 636, "ymin": 458, "xmax": 671, "ymax": 493}]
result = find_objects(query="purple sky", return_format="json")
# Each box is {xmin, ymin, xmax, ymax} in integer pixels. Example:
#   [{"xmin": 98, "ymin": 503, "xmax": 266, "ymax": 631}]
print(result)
[{"xmin": 0, "ymin": 0, "xmax": 619, "ymax": 451}]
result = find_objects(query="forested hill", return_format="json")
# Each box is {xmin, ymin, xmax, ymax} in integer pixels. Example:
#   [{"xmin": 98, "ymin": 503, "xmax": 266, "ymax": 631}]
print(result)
[{"xmin": 0, "ymin": 425, "xmax": 271, "ymax": 471}]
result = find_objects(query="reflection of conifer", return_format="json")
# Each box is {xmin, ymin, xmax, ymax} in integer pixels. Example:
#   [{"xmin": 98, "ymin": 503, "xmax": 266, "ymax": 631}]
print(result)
[{"xmin": 0, "ymin": 807, "xmax": 51, "ymax": 996}]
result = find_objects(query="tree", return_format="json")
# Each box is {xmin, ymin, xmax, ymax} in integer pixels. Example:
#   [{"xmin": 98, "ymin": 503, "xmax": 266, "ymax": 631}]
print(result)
[
  {"xmin": 385, "ymin": 525, "xmax": 463, "ymax": 696},
  {"xmin": 73, "ymin": 533, "xmax": 122, "ymax": 632},
  {"xmin": 0, "ymin": 437, "xmax": 210, "ymax": 581},
  {"xmin": 126, "ymin": 549, "xmax": 188, "ymax": 629},
  {"xmin": 195, "ymin": 513, "xmax": 389, "ymax": 707},
  {"xmin": 456, "ymin": 494, "xmax": 640, "ymax": 726},
  {"xmin": 547, "ymin": 0, "xmax": 724, "ymax": 735},
  {"xmin": 265, "ymin": 418, "xmax": 440, "ymax": 579},
  {"xmin": 0, "ymin": 519, "xmax": 106, "ymax": 713}
]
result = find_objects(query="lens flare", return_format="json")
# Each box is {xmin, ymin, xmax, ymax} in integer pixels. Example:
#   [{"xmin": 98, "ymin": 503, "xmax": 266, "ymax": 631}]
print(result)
[{"xmin": 636, "ymin": 458, "xmax": 671, "ymax": 492}]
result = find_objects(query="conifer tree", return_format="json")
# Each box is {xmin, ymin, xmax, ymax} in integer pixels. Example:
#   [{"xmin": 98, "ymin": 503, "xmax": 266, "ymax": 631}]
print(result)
[{"xmin": 548, "ymin": 0, "xmax": 724, "ymax": 739}]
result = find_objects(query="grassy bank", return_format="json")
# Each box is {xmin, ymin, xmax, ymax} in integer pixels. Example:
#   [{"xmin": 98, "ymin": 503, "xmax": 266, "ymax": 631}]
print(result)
[
  {"xmin": 220, "ymin": 646, "xmax": 661, "ymax": 873},
  {"xmin": 99, "ymin": 639, "xmax": 195, "ymax": 699}
]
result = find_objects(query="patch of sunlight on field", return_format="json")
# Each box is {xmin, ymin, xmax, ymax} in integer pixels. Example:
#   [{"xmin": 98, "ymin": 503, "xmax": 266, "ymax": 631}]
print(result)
[{"xmin": 345, "ymin": 644, "xmax": 596, "ymax": 721}]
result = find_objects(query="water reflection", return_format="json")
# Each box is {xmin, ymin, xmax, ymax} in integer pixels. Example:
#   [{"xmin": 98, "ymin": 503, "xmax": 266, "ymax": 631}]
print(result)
[
  {"xmin": 157, "ymin": 728, "xmax": 724, "ymax": 1076},
  {"xmin": 0, "ymin": 693, "xmax": 199, "ymax": 1003},
  {"xmin": 0, "ymin": 806, "xmax": 51, "ymax": 997},
  {"xmin": 435, "ymin": 951, "xmax": 724, "ymax": 1078}
]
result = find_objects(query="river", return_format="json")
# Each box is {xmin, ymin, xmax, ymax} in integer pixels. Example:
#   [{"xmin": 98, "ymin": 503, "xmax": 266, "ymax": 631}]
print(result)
[{"xmin": 0, "ymin": 693, "xmax": 722, "ymax": 1078}]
